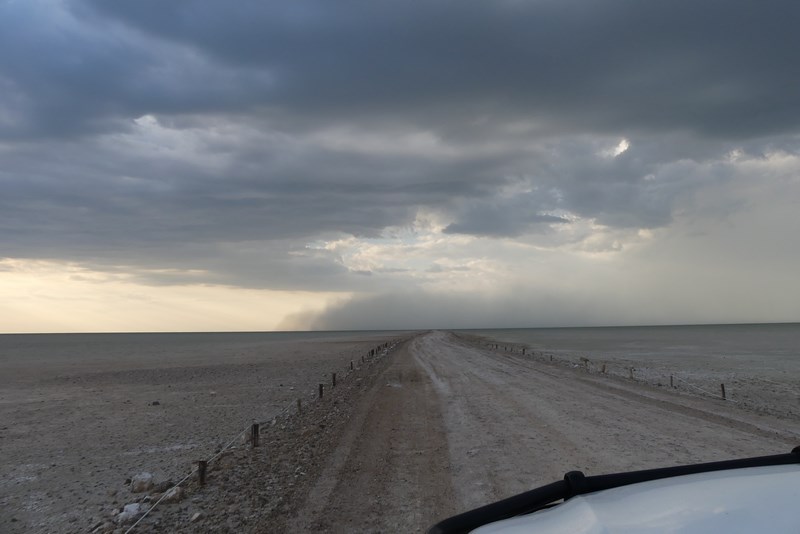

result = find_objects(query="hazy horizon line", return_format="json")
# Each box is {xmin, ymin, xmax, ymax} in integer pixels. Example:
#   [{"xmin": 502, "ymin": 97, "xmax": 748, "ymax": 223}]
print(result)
[{"xmin": 3, "ymin": 321, "xmax": 798, "ymax": 336}]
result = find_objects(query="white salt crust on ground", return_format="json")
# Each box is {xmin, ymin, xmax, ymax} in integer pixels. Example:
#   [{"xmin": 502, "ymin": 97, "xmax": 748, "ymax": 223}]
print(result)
[
  {"xmin": 0, "ymin": 333, "xmax": 407, "ymax": 534},
  {"xmin": 3, "ymin": 331, "xmax": 798, "ymax": 533}
]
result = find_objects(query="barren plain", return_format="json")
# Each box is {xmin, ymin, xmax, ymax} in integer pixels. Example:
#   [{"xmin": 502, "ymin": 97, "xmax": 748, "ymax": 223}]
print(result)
[{"xmin": 2, "ymin": 330, "xmax": 798, "ymax": 533}]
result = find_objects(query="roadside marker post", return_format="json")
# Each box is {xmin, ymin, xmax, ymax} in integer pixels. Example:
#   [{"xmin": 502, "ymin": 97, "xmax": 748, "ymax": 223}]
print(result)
[{"xmin": 198, "ymin": 461, "xmax": 207, "ymax": 486}]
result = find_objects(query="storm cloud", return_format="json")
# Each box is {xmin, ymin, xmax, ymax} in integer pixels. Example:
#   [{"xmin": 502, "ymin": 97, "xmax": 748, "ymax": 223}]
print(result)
[{"xmin": 2, "ymin": 0, "xmax": 799, "ymax": 330}]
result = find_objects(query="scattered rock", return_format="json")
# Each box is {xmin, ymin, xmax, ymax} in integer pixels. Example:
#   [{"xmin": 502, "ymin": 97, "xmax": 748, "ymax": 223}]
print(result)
[
  {"xmin": 151, "ymin": 401, "xmax": 160, "ymax": 406},
  {"xmin": 161, "ymin": 486, "xmax": 184, "ymax": 504},
  {"xmin": 130, "ymin": 472, "xmax": 154, "ymax": 493},
  {"xmin": 116, "ymin": 503, "xmax": 143, "ymax": 524},
  {"xmin": 190, "ymin": 512, "xmax": 203, "ymax": 522},
  {"xmin": 152, "ymin": 480, "xmax": 174, "ymax": 493},
  {"xmin": 91, "ymin": 521, "xmax": 115, "ymax": 533}
]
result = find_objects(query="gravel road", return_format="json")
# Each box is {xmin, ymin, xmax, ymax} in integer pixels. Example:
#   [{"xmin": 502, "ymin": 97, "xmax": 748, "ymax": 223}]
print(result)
[{"xmin": 286, "ymin": 330, "xmax": 799, "ymax": 533}]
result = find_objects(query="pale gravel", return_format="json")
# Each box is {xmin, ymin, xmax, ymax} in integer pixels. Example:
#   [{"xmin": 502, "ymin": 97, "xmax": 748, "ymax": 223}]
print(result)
[
  {"xmin": 3, "ymin": 330, "xmax": 798, "ymax": 533},
  {"xmin": 157, "ymin": 331, "xmax": 798, "ymax": 533},
  {"xmin": 0, "ymin": 333, "xmax": 407, "ymax": 534}
]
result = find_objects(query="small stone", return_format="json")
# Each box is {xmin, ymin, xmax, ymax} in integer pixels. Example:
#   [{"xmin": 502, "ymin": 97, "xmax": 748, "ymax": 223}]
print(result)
[
  {"xmin": 116, "ymin": 503, "xmax": 143, "ymax": 524},
  {"xmin": 151, "ymin": 400, "xmax": 160, "ymax": 406},
  {"xmin": 94, "ymin": 521, "xmax": 115, "ymax": 534},
  {"xmin": 161, "ymin": 486, "xmax": 184, "ymax": 504},
  {"xmin": 190, "ymin": 512, "xmax": 203, "ymax": 522},
  {"xmin": 152, "ymin": 480, "xmax": 174, "ymax": 493},
  {"xmin": 130, "ymin": 472, "xmax": 154, "ymax": 493}
]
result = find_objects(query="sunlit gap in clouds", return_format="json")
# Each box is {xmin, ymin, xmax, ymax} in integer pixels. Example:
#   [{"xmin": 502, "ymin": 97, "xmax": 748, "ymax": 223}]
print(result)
[
  {"xmin": 598, "ymin": 138, "xmax": 630, "ymax": 158},
  {"xmin": 0, "ymin": 259, "xmax": 343, "ymax": 333}
]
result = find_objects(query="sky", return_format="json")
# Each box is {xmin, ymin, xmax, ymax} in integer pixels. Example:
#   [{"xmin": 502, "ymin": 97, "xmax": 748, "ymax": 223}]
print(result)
[{"xmin": 2, "ymin": 0, "xmax": 800, "ymax": 332}]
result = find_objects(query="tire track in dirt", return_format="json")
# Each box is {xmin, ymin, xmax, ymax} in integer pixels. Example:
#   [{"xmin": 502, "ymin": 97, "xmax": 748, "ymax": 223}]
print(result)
[
  {"xmin": 285, "ymin": 331, "xmax": 799, "ymax": 533},
  {"xmin": 285, "ymin": 339, "xmax": 457, "ymax": 533},
  {"xmin": 458, "ymin": 336, "xmax": 799, "ymax": 448},
  {"xmin": 411, "ymin": 333, "xmax": 598, "ymax": 512},
  {"xmin": 414, "ymin": 331, "xmax": 799, "ymax": 519},
  {"xmin": 473, "ymin": 345, "xmax": 800, "ymax": 447}
]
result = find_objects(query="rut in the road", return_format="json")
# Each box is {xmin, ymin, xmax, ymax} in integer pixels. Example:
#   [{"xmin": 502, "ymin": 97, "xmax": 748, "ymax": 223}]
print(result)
[
  {"xmin": 285, "ymin": 338, "xmax": 457, "ymax": 533},
  {"xmin": 284, "ymin": 331, "xmax": 799, "ymax": 532}
]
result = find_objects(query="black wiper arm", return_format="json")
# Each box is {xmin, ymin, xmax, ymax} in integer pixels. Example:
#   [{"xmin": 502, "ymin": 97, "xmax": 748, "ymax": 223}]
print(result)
[{"xmin": 428, "ymin": 447, "xmax": 800, "ymax": 534}]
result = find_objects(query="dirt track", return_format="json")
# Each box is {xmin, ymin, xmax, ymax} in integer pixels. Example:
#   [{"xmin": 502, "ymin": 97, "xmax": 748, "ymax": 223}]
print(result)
[{"xmin": 286, "ymin": 331, "xmax": 799, "ymax": 533}]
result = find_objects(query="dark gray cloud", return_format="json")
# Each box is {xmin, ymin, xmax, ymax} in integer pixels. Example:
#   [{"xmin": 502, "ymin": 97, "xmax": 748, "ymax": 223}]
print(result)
[
  {"xmin": 444, "ymin": 199, "xmax": 568, "ymax": 237},
  {"xmin": 74, "ymin": 0, "xmax": 800, "ymax": 139},
  {"xmin": 4, "ymin": 1, "xmax": 800, "ymax": 139},
  {"xmin": 0, "ymin": 1, "xmax": 275, "ymax": 139},
  {"xmin": 2, "ymin": 0, "xmax": 800, "ymax": 299}
]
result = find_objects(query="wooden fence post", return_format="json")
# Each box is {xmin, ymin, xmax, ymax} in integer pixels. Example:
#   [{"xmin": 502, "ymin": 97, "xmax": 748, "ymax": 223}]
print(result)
[
  {"xmin": 319, "ymin": 383, "xmax": 324, "ymax": 399},
  {"xmin": 251, "ymin": 423, "xmax": 260, "ymax": 448},
  {"xmin": 720, "ymin": 383, "xmax": 726, "ymax": 400},
  {"xmin": 670, "ymin": 375, "xmax": 674, "ymax": 388},
  {"xmin": 332, "ymin": 373, "xmax": 336, "ymax": 388},
  {"xmin": 198, "ymin": 460, "xmax": 207, "ymax": 486}
]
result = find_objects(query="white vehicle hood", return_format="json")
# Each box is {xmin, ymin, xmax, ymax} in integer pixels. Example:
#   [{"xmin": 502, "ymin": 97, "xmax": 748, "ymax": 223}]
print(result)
[{"xmin": 473, "ymin": 464, "xmax": 800, "ymax": 534}]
